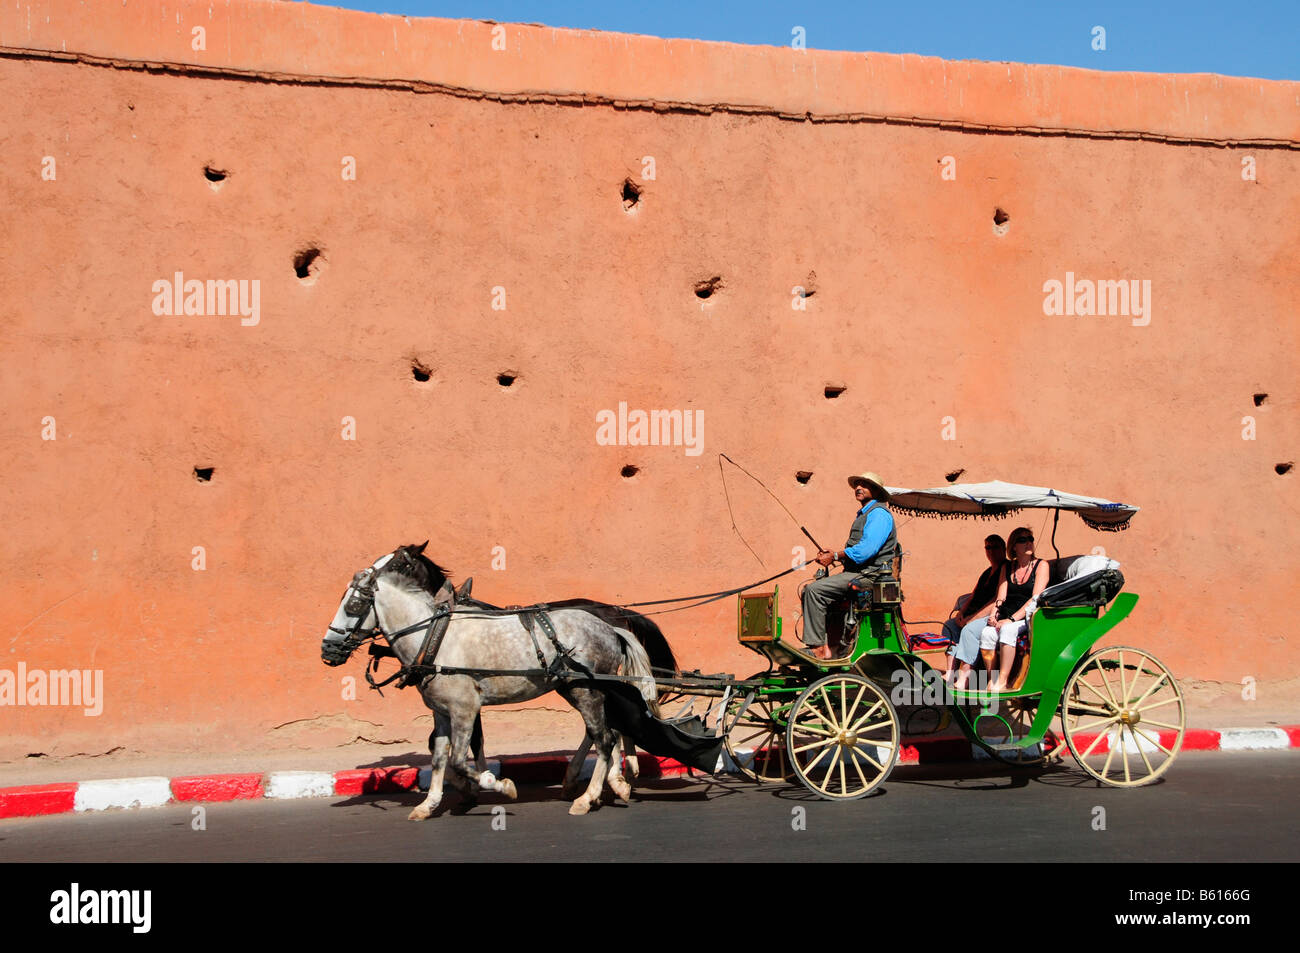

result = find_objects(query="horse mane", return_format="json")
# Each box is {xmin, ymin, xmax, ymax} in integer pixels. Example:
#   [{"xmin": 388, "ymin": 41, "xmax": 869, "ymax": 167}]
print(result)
[{"xmin": 382, "ymin": 545, "xmax": 451, "ymax": 594}]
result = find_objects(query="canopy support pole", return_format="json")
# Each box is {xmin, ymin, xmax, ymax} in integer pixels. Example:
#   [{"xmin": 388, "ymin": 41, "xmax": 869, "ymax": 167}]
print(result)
[{"xmin": 1050, "ymin": 509, "xmax": 1061, "ymax": 560}]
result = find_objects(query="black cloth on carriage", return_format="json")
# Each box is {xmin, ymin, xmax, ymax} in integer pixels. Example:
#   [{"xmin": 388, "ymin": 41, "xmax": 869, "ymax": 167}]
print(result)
[{"xmin": 591, "ymin": 678, "xmax": 725, "ymax": 774}]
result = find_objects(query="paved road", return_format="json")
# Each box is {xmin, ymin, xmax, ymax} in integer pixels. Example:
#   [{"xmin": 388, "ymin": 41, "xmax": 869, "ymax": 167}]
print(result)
[{"xmin": 3, "ymin": 752, "xmax": 1296, "ymax": 863}]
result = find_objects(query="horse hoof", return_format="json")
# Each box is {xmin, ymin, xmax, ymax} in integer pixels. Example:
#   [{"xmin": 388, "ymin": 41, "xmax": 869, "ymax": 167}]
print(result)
[
  {"xmin": 500, "ymin": 778, "xmax": 518, "ymax": 801},
  {"xmin": 568, "ymin": 798, "xmax": 591, "ymax": 816},
  {"xmin": 610, "ymin": 777, "xmax": 632, "ymax": 802},
  {"xmin": 408, "ymin": 807, "xmax": 432, "ymax": 821}
]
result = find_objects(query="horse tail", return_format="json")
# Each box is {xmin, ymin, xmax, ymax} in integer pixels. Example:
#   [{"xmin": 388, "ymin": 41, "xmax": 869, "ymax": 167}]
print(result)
[
  {"xmin": 610, "ymin": 625, "xmax": 659, "ymax": 714},
  {"xmin": 617, "ymin": 610, "xmax": 678, "ymax": 676}
]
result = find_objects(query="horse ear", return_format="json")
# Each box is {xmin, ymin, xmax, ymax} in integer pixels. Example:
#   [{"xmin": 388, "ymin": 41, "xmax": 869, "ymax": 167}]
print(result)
[{"xmin": 415, "ymin": 540, "xmax": 428, "ymax": 554}]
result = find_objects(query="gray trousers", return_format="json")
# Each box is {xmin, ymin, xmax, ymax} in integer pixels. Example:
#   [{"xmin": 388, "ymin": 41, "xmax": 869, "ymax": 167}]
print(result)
[{"xmin": 801, "ymin": 572, "xmax": 860, "ymax": 647}]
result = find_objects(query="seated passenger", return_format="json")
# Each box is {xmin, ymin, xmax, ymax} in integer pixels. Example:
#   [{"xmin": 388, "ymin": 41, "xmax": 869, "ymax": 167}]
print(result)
[
  {"xmin": 942, "ymin": 534, "xmax": 1005, "ymax": 685},
  {"xmin": 981, "ymin": 526, "xmax": 1050, "ymax": 693}
]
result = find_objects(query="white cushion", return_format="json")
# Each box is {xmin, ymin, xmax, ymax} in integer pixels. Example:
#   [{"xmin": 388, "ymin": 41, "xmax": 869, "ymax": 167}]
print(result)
[
  {"xmin": 1029, "ymin": 555, "xmax": 1122, "ymax": 620},
  {"xmin": 1065, "ymin": 554, "xmax": 1121, "ymax": 578}
]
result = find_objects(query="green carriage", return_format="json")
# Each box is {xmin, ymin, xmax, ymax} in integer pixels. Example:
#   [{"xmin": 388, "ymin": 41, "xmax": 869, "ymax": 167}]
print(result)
[{"xmin": 720, "ymin": 481, "xmax": 1186, "ymax": 800}]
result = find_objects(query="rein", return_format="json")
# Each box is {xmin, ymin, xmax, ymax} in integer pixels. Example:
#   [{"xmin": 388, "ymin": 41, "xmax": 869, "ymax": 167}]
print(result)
[{"xmin": 345, "ymin": 561, "xmax": 812, "ymax": 693}]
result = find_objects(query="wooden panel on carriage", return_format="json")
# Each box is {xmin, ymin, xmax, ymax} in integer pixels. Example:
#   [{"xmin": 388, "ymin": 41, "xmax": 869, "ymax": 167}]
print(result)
[{"xmin": 737, "ymin": 589, "xmax": 781, "ymax": 643}]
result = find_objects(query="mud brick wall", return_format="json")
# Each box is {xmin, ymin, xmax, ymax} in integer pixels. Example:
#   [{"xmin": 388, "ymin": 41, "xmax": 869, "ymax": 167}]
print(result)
[{"xmin": 1, "ymin": 0, "xmax": 1296, "ymax": 757}]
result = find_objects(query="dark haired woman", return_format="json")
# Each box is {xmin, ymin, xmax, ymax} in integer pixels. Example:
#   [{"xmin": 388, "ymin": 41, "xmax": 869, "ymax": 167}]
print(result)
[{"xmin": 981, "ymin": 527, "xmax": 1050, "ymax": 693}]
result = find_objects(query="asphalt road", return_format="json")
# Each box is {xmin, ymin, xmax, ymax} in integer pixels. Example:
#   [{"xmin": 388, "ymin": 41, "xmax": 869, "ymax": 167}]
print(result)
[{"xmin": 2, "ymin": 752, "xmax": 1296, "ymax": 863}]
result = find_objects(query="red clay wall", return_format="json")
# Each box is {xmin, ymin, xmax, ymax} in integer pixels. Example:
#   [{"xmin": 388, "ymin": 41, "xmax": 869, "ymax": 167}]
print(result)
[{"xmin": 1, "ymin": 0, "xmax": 1297, "ymax": 758}]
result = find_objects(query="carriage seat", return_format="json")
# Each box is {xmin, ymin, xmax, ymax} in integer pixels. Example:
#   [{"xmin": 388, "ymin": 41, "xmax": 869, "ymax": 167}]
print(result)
[
  {"xmin": 829, "ymin": 547, "xmax": 905, "ymax": 612},
  {"xmin": 1034, "ymin": 568, "xmax": 1125, "ymax": 610},
  {"xmin": 1047, "ymin": 554, "xmax": 1121, "ymax": 587}
]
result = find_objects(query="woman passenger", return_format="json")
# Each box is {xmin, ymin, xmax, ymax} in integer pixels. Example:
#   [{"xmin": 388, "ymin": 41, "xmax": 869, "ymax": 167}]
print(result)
[{"xmin": 982, "ymin": 526, "xmax": 1050, "ymax": 693}]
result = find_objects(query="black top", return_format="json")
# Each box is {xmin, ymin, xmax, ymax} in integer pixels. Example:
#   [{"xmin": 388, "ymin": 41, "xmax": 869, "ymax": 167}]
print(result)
[
  {"xmin": 1001, "ymin": 558, "xmax": 1042, "ymax": 618},
  {"xmin": 969, "ymin": 566, "xmax": 1000, "ymax": 614}
]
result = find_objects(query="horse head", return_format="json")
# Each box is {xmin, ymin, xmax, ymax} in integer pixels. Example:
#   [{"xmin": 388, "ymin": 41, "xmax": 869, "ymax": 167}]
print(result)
[{"xmin": 321, "ymin": 543, "xmax": 451, "ymax": 666}]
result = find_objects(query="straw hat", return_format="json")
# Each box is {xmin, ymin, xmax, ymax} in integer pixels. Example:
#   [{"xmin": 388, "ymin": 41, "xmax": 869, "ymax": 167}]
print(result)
[{"xmin": 846, "ymin": 471, "xmax": 891, "ymax": 501}]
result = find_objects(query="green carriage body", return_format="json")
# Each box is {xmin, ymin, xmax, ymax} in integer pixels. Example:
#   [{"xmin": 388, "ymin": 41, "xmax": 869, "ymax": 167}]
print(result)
[
  {"xmin": 722, "ymin": 481, "xmax": 1183, "ymax": 796},
  {"xmin": 735, "ymin": 583, "xmax": 1138, "ymax": 756}
]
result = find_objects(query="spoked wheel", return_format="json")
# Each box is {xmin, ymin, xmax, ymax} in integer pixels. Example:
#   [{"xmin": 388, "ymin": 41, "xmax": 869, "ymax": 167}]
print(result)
[
  {"xmin": 723, "ymin": 686, "xmax": 796, "ymax": 783},
  {"xmin": 1060, "ymin": 646, "xmax": 1185, "ymax": 787},
  {"xmin": 786, "ymin": 673, "xmax": 900, "ymax": 800},
  {"xmin": 973, "ymin": 694, "xmax": 1052, "ymax": 766}
]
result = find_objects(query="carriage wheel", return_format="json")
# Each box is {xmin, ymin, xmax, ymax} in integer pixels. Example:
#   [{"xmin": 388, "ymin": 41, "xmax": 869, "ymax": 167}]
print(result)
[
  {"xmin": 723, "ymin": 686, "xmax": 796, "ymax": 783},
  {"xmin": 1060, "ymin": 646, "xmax": 1185, "ymax": 787},
  {"xmin": 972, "ymin": 694, "xmax": 1052, "ymax": 766},
  {"xmin": 786, "ymin": 673, "xmax": 900, "ymax": 800}
]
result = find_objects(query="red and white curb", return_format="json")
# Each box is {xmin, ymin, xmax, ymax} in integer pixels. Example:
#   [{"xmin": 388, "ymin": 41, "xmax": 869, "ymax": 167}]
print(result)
[{"xmin": 1, "ymin": 726, "xmax": 1296, "ymax": 820}]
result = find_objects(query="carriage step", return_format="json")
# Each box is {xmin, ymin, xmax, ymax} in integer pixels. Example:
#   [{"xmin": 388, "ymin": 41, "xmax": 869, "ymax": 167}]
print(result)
[{"xmin": 974, "ymin": 742, "xmax": 1044, "ymax": 759}]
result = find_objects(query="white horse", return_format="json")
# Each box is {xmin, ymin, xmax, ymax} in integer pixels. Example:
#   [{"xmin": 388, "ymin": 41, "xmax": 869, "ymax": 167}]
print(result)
[{"xmin": 323, "ymin": 544, "xmax": 658, "ymax": 817}]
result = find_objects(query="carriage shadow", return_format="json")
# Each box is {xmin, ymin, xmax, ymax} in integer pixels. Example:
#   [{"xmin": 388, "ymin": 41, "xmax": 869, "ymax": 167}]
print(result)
[{"xmin": 327, "ymin": 758, "xmax": 730, "ymax": 815}]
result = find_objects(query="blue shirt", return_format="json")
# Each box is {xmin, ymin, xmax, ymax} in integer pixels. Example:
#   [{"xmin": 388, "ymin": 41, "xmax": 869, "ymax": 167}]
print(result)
[{"xmin": 844, "ymin": 501, "xmax": 895, "ymax": 565}]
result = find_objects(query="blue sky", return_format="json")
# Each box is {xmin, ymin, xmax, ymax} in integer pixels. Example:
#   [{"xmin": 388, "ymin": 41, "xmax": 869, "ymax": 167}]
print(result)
[{"xmin": 307, "ymin": 1, "xmax": 1298, "ymax": 81}]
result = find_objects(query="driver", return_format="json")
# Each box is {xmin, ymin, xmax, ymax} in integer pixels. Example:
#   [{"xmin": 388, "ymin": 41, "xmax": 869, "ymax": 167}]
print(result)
[{"xmin": 801, "ymin": 471, "xmax": 897, "ymax": 660}]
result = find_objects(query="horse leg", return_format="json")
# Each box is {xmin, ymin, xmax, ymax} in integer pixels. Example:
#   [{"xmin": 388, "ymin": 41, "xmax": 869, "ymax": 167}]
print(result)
[
  {"xmin": 563, "ymin": 687, "xmax": 627, "ymax": 815},
  {"xmin": 604, "ymin": 734, "xmax": 632, "ymax": 804},
  {"xmin": 622, "ymin": 735, "xmax": 640, "ymax": 782},
  {"xmin": 601, "ymin": 736, "xmax": 637, "ymax": 803},
  {"xmin": 449, "ymin": 707, "xmax": 516, "ymax": 805},
  {"xmin": 561, "ymin": 732, "xmax": 593, "ymax": 800},
  {"xmin": 408, "ymin": 722, "xmax": 450, "ymax": 821},
  {"xmin": 471, "ymin": 713, "xmax": 500, "ymax": 791}
]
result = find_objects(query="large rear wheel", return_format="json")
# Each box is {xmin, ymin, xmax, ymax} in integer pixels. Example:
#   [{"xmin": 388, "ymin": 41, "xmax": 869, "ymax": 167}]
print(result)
[
  {"xmin": 786, "ymin": 673, "xmax": 900, "ymax": 800},
  {"xmin": 1060, "ymin": 646, "xmax": 1185, "ymax": 786}
]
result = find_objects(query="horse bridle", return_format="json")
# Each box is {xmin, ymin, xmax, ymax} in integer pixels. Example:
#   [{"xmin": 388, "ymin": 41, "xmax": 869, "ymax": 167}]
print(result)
[
  {"xmin": 322, "ymin": 567, "xmax": 382, "ymax": 666},
  {"xmin": 323, "ymin": 550, "xmax": 444, "ymax": 666}
]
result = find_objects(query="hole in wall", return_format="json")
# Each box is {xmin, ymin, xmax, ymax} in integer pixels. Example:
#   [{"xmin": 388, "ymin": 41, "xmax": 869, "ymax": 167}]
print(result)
[
  {"xmin": 795, "ymin": 471, "xmax": 813, "ymax": 485},
  {"xmin": 993, "ymin": 208, "xmax": 1010, "ymax": 226},
  {"xmin": 411, "ymin": 361, "xmax": 431, "ymax": 383},
  {"xmin": 194, "ymin": 466, "xmax": 214, "ymax": 482},
  {"xmin": 294, "ymin": 247, "xmax": 324, "ymax": 282},
  {"xmin": 497, "ymin": 372, "xmax": 517, "ymax": 387},
  {"xmin": 1254, "ymin": 393, "xmax": 1268, "ymax": 406},
  {"xmin": 621, "ymin": 178, "xmax": 642, "ymax": 210},
  {"xmin": 621, "ymin": 464, "xmax": 640, "ymax": 479},
  {"xmin": 1277, "ymin": 462, "xmax": 1294, "ymax": 475},
  {"xmin": 204, "ymin": 165, "xmax": 228, "ymax": 184},
  {"xmin": 694, "ymin": 276, "xmax": 723, "ymax": 299},
  {"xmin": 824, "ymin": 384, "xmax": 846, "ymax": 399},
  {"xmin": 801, "ymin": 270, "xmax": 818, "ymax": 298},
  {"xmin": 945, "ymin": 469, "xmax": 966, "ymax": 483}
]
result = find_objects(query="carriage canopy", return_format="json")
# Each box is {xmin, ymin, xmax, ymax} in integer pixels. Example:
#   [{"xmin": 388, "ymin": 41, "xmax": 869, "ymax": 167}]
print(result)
[{"xmin": 884, "ymin": 480, "xmax": 1138, "ymax": 531}]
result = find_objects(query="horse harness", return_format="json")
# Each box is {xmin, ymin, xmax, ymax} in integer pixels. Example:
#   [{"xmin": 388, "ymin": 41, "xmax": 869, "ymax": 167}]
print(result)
[{"xmin": 364, "ymin": 599, "xmax": 589, "ymax": 694}]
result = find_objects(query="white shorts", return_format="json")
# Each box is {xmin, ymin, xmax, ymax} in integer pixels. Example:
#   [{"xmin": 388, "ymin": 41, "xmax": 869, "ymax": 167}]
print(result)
[{"xmin": 980, "ymin": 619, "xmax": 1027, "ymax": 650}]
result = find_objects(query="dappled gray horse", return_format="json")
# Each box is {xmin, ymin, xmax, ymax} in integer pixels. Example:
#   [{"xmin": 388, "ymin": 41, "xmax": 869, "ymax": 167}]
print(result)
[
  {"xmin": 455, "ymin": 591, "xmax": 677, "ymax": 798},
  {"xmin": 323, "ymin": 544, "xmax": 657, "ymax": 817}
]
